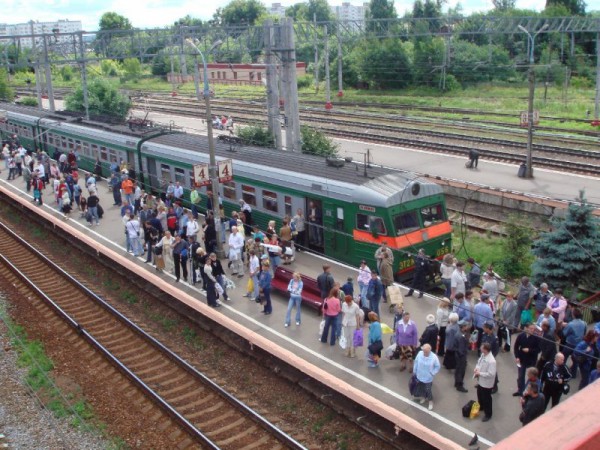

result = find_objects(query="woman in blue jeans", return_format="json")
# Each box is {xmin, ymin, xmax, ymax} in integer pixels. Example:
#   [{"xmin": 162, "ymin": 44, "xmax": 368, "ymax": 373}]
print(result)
[
  {"xmin": 321, "ymin": 287, "xmax": 342, "ymax": 345},
  {"xmin": 259, "ymin": 261, "xmax": 273, "ymax": 315},
  {"xmin": 285, "ymin": 272, "xmax": 303, "ymax": 327}
]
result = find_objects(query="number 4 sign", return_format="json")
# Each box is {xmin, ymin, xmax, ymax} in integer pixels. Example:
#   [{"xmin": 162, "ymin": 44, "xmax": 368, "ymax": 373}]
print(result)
[
  {"xmin": 218, "ymin": 159, "xmax": 233, "ymax": 182},
  {"xmin": 193, "ymin": 163, "xmax": 210, "ymax": 186}
]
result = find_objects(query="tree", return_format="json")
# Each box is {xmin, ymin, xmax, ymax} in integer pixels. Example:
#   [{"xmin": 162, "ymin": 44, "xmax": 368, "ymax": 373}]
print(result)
[
  {"xmin": 0, "ymin": 68, "xmax": 14, "ymax": 101},
  {"xmin": 497, "ymin": 215, "xmax": 534, "ymax": 279},
  {"xmin": 174, "ymin": 15, "xmax": 204, "ymax": 27},
  {"xmin": 308, "ymin": 0, "xmax": 333, "ymax": 22},
  {"xmin": 220, "ymin": 0, "xmax": 267, "ymax": 26},
  {"xmin": 65, "ymin": 78, "xmax": 131, "ymax": 121},
  {"xmin": 365, "ymin": 0, "xmax": 397, "ymax": 33},
  {"xmin": 545, "ymin": 0, "xmax": 586, "ymax": 15},
  {"xmin": 99, "ymin": 12, "xmax": 132, "ymax": 31},
  {"xmin": 351, "ymin": 38, "xmax": 413, "ymax": 89},
  {"xmin": 492, "ymin": 0, "xmax": 516, "ymax": 10},
  {"xmin": 122, "ymin": 58, "xmax": 142, "ymax": 81},
  {"xmin": 286, "ymin": 3, "xmax": 309, "ymax": 20},
  {"xmin": 531, "ymin": 191, "xmax": 600, "ymax": 299},
  {"xmin": 300, "ymin": 126, "xmax": 338, "ymax": 157}
]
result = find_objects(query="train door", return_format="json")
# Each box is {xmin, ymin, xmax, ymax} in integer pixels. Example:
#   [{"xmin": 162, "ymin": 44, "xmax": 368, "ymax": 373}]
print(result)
[
  {"xmin": 127, "ymin": 151, "xmax": 136, "ymax": 174},
  {"xmin": 145, "ymin": 157, "xmax": 158, "ymax": 192},
  {"xmin": 305, "ymin": 197, "xmax": 324, "ymax": 253},
  {"xmin": 322, "ymin": 199, "xmax": 349, "ymax": 262}
]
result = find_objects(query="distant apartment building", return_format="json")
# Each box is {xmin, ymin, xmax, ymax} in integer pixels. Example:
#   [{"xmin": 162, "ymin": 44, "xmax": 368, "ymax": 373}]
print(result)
[
  {"xmin": 332, "ymin": 2, "xmax": 368, "ymax": 22},
  {"xmin": 269, "ymin": 3, "xmax": 287, "ymax": 18},
  {"xmin": 0, "ymin": 20, "xmax": 82, "ymax": 48}
]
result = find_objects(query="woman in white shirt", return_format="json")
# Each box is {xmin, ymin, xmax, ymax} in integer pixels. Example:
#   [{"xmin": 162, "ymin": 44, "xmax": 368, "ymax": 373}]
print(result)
[
  {"xmin": 156, "ymin": 231, "xmax": 175, "ymax": 274},
  {"xmin": 341, "ymin": 295, "xmax": 361, "ymax": 358},
  {"xmin": 440, "ymin": 254, "xmax": 455, "ymax": 299}
]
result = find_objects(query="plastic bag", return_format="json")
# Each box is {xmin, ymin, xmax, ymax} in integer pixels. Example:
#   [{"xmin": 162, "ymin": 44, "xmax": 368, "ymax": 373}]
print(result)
[
  {"xmin": 520, "ymin": 309, "xmax": 533, "ymax": 326},
  {"xmin": 385, "ymin": 343, "xmax": 398, "ymax": 360},
  {"xmin": 339, "ymin": 334, "xmax": 347, "ymax": 350},
  {"xmin": 319, "ymin": 319, "xmax": 325, "ymax": 336},
  {"xmin": 215, "ymin": 282, "xmax": 224, "ymax": 296},
  {"xmin": 246, "ymin": 277, "xmax": 254, "ymax": 292},
  {"xmin": 470, "ymin": 401, "xmax": 480, "ymax": 419},
  {"xmin": 353, "ymin": 329, "xmax": 364, "ymax": 347}
]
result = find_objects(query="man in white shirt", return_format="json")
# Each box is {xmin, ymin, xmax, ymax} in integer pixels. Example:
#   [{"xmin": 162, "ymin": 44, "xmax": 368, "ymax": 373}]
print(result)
[
  {"xmin": 474, "ymin": 342, "xmax": 497, "ymax": 422},
  {"xmin": 186, "ymin": 212, "xmax": 200, "ymax": 242},
  {"xmin": 173, "ymin": 181, "xmax": 184, "ymax": 200},
  {"xmin": 450, "ymin": 261, "xmax": 467, "ymax": 300},
  {"xmin": 228, "ymin": 226, "xmax": 245, "ymax": 277}
]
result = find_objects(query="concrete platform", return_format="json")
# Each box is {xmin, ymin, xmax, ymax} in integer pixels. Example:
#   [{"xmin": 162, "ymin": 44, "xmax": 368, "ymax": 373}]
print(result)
[{"xmin": 1, "ymin": 174, "xmax": 548, "ymax": 449}]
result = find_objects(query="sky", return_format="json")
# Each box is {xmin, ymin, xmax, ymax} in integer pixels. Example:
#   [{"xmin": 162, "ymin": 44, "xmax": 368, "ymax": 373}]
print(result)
[{"xmin": 3, "ymin": 0, "xmax": 549, "ymax": 32}]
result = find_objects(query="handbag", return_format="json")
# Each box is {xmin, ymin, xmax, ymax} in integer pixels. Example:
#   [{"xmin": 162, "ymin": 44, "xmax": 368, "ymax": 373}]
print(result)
[
  {"xmin": 368, "ymin": 339, "xmax": 383, "ymax": 355},
  {"xmin": 153, "ymin": 246, "xmax": 163, "ymax": 256},
  {"xmin": 353, "ymin": 329, "xmax": 364, "ymax": 347},
  {"xmin": 408, "ymin": 374, "xmax": 418, "ymax": 396},
  {"xmin": 339, "ymin": 335, "xmax": 347, "ymax": 350},
  {"xmin": 319, "ymin": 319, "xmax": 325, "ymax": 336}
]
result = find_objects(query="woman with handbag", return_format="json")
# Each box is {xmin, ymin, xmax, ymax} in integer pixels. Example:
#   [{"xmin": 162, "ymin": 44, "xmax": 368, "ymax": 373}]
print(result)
[
  {"xmin": 342, "ymin": 295, "xmax": 361, "ymax": 358},
  {"xmin": 367, "ymin": 312, "xmax": 383, "ymax": 368},
  {"xmin": 395, "ymin": 311, "xmax": 419, "ymax": 372},
  {"xmin": 320, "ymin": 287, "xmax": 342, "ymax": 345}
]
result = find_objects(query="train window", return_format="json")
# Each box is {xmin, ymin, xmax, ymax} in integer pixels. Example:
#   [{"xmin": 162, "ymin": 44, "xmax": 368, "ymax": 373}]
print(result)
[
  {"xmin": 47, "ymin": 133, "xmax": 54, "ymax": 145},
  {"xmin": 242, "ymin": 185, "xmax": 256, "ymax": 207},
  {"xmin": 61, "ymin": 136, "xmax": 67, "ymax": 149},
  {"xmin": 223, "ymin": 181, "xmax": 236, "ymax": 200},
  {"xmin": 174, "ymin": 167, "xmax": 186, "ymax": 185},
  {"xmin": 68, "ymin": 138, "xmax": 74, "ymax": 150},
  {"xmin": 82, "ymin": 142, "xmax": 90, "ymax": 156},
  {"xmin": 356, "ymin": 214, "xmax": 387, "ymax": 235},
  {"xmin": 284, "ymin": 195, "xmax": 292, "ymax": 217},
  {"xmin": 393, "ymin": 211, "xmax": 419, "ymax": 235},
  {"xmin": 91, "ymin": 144, "xmax": 98, "ymax": 159},
  {"xmin": 421, "ymin": 204, "xmax": 445, "ymax": 227},
  {"xmin": 263, "ymin": 190, "xmax": 278, "ymax": 213},
  {"xmin": 100, "ymin": 146, "xmax": 108, "ymax": 161}
]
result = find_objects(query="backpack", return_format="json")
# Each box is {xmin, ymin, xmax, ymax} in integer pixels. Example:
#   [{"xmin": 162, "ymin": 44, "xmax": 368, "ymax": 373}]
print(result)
[{"xmin": 462, "ymin": 400, "xmax": 476, "ymax": 418}]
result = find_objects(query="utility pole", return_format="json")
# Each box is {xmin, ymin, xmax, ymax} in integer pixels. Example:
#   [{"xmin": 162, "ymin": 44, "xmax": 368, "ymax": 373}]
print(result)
[
  {"xmin": 324, "ymin": 25, "xmax": 332, "ymax": 110},
  {"xmin": 337, "ymin": 23, "xmax": 343, "ymax": 98},
  {"xmin": 42, "ymin": 35, "xmax": 55, "ymax": 112},
  {"xmin": 281, "ymin": 18, "xmax": 301, "ymax": 152},
  {"xmin": 192, "ymin": 55, "xmax": 202, "ymax": 102},
  {"xmin": 595, "ymin": 33, "xmax": 599, "ymax": 120},
  {"xmin": 313, "ymin": 14, "xmax": 319, "ymax": 94},
  {"xmin": 264, "ymin": 19, "xmax": 282, "ymax": 151},
  {"xmin": 286, "ymin": 18, "xmax": 301, "ymax": 152},
  {"xmin": 78, "ymin": 32, "xmax": 89, "ymax": 120},
  {"xmin": 29, "ymin": 21, "xmax": 42, "ymax": 109}
]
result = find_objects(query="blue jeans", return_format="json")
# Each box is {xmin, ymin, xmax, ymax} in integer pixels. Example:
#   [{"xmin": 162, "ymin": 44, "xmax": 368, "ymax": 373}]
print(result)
[
  {"xmin": 321, "ymin": 314, "xmax": 338, "ymax": 345},
  {"xmin": 285, "ymin": 295, "xmax": 302, "ymax": 325},
  {"xmin": 262, "ymin": 287, "xmax": 272, "ymax": 313},
  {"xmin": 358, "ymin": 282, "xmax": 368, "ymax": 304},
  {"xmin": 252, "ymin": 274, "xmax": 259, "ymax": 299},
  {"xmin": 335, "ymin": 313, "xmax": 342, "ymax": 340},
  {"xmin": 130, "ymin": 235, "xmax": 142, "ymax": 256},
  {"xmin": 88, "ymin": 206, "xmax": 99, "ymax": 224},
  {"xmin": 442, "ymin": 278, "xmax": 451, "ymax": 298},
  {"xmin": 370, "ymin": 297, "xmax": 380, "ymax": 318}
]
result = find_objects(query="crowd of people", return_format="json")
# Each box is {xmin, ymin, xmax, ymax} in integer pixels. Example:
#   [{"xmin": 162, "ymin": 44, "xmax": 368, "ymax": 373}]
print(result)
[{"xmin": 5, "ymin": 135, "xmax": 599, "ymax": 430}]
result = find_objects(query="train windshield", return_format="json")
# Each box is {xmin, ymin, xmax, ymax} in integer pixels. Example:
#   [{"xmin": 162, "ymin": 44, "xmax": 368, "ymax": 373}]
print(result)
[
  {"xmin": 393, "ymin": 211, "xmax": 419, "ymax": 235},
  {"xmin": 420, "ymin": 204, "xmax": 446, "ymax": 227}
]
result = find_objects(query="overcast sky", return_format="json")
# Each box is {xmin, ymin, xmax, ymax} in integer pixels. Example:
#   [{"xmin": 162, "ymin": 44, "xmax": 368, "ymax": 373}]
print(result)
[{"xmin": 4, "ymin": 0, "xmax": 549, "ymax": 31}]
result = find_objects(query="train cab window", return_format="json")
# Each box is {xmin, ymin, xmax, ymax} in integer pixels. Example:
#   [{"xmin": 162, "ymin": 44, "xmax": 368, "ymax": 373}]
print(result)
[
  {"xmin": 223, "ymin": 181, "xmax": 236, "ymax": 200},
  {"xmin": 420, "ymin": 204, "xmax": 445, "ymax": 227},
  {"xmin": 284, "ymin": 196, "xmax": 292, "ymax": 217},
  {"xmin": 242, "ymin": 185, "xmax": 256, "ymax": 207},
  {"xmin": 174, "ymin": 167, "xmax": 186, "ymax": 186},
  {"xmin": 263, "ymin": 190, "xmax": 278, "ymax": 213},
  {"xmin": 356, "ymin": 214, "xmax": 387, "ymax": 235},
  {"xmin": 393, "ymin": 211, "xmax": 419, "ymax": 235}
]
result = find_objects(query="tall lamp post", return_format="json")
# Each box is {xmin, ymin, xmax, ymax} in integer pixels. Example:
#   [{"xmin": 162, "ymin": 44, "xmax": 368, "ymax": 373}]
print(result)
[
  {"xmin": 185, "ymin": 38, "xmax": 225, "ymax": 258},
  {"xmin": 519, "ymin": 23, "xmax": 548, "ymax": 179}
]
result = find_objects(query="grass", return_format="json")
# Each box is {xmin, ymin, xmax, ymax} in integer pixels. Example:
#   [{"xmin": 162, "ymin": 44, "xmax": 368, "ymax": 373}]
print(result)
[
  {"xmin": 452, "ymin": 228, "xmax": 505, "ymax": 273},
  {"xmin": 181, "ymin": 326, "xmax": 204, "ymax": 350},
  {"xmin": 120, "ymin": 290, "xmax": 138, "ymax": 305}
]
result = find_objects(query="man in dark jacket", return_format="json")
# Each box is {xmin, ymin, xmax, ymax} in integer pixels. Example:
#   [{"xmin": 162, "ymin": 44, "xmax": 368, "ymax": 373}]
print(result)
[
  {"xmin": 406, "ymin": 249, "xmax": 429, "ymax": 298},
  {"xmin": 171, "ymin": 234, "xmax": 189, "ymax": 283},
  {"xmin": 519, "ymin": 383, "xmax": 546, "ymax": 426},
  {"xmin": 541, "ymin": 352, "xmax": 572, "ymax": 409},
  {"xmin": 536, "ymin": 320, "xmax": 557, "ymax": 374},
  {"xmin": 455, "ymin": 320, "xmax": 470, "ymax": 393},
  {"xmin": 317, "ymin": 265, "xmax": 335, "ymax": 300},
  {"xmin": 481, "ymin": 322, "xmax": 500, "ymax": 393},
  {"xmin": 513, "ymin": 323, "xmax": 540, "ymax": 396}
]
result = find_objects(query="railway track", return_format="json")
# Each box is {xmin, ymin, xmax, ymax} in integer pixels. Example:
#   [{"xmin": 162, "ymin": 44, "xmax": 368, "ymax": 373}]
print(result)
[
  {"xmin": 131, "ymin": 97, "xmax": 600, "ymax": 176},
  {"xmin": 0, "ymin": 220, "xmax": 304, "ymax": 450}
]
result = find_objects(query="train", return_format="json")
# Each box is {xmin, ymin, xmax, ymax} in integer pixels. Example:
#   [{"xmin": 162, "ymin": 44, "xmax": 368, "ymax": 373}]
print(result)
[{"xmin": 0, "ymin": 103, "xmax": 452, "ymax": 281}]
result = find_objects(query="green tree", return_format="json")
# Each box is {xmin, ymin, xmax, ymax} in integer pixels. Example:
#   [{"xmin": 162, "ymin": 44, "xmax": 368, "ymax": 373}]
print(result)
[
  {"xmin": 237, "ymin": 125, "xmax": 275, "ymax": 147},
  {"xmin": 286, "ymin": 3, "xmax": 309, "ymax": 20},
  {"xmin": 100, "ymin": 59, "xmax": 120, "ymax": 77},
  {"xmin": 0, "ymin": 68, "xmax": 14, "ymax": 101},
  {"xmin": 300, "ymin": 126, "xmax": 338, "ymax": 157},
  {"xmin": 174, "ymin": 15, "xmax": 204, "ymax": 27},
  {"xmin": 531, "ymin": 191, "xmax": 600, "ymax": 299},
  {"xmin": 308, "ymin": 0, "xmax": 333, "ymax": 22},
  {"xmin": 351, "ymin": 38, "xmax": 413, "ymax": 89},
  {"xmin": 365, "ymin": 0, "xmax": 397, "ymax": 33},
  {"xmin": 497, "ymin": 215, "xmax": 534, "ymax": 279},
  {"xmin": 492, "ymin": 0, "xmax": 516, "ymax": 10},
  {"xmin": 545, "ymin": 0, "xmax": 586, "ymax": 15},
  {"xmin": 220, "ymin": 0, "xmax": 267, "ymax": 26},
  {"xmin": 122, "ymin": 58, "xmax": 142, "ymax": 80},
  {"xmin": 99, "ymin": 12, "xmax": 133, "ymax": 31},
  {"xmin": 65, "ymin": 78, "xmax": 131, "ymax": 120}
]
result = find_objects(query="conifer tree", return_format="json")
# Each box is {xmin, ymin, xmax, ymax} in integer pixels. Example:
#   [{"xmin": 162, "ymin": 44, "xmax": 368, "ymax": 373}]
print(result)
[{"xmin": 531, "ymin": 190, "xmax": 600, "ymax": 299}]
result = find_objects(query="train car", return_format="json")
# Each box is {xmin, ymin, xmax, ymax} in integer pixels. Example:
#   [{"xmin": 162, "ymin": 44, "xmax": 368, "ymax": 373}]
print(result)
[{"xmin": 0, "ymin": 104, "xmax": 452, "ymax": 281}]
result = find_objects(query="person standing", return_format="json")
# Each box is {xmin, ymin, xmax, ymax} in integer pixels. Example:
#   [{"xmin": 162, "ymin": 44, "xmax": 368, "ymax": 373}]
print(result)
[
  {"xmin": 171, "ymin": 234, "xmax": 189, "ymax": 283},
  {"xmin": 498, "ymin": 293, "xmax": 518, "ymax": 352},
  {"xmin": 406, "ymin": 249, "xmax": 428, "ymax": 298},
  {"xmin": 519, "ymin": 383, "xmax": 546, "ymax": 426},
  {"xmin": 474, "ymin": 342, "xmax": 497, "ymax": 422},
  {"xmin": 307, "ymin": 201, "xmax": 322, "ymax": 246},
  {"xmin": 367, "ymin": 312, "xmax": 383, "ymax": 368},
  {"xmin": 204, "ymin": 254, "xmax": 219, "ymax": 308},
  {"xmin": 317, "ymin": 265, "xmax": 335, "ymax": 302},
  {"xmin": 258, "ymin": 260, "xmax": 273, "ymax": 315},
  {"xmin": 285, "ymin": 272, "xmax": 303, "ymax": 327},
  {"xmin": 228, "ymin": 226, "xmax": 245, "ymax": 277},
  {"xmin": 562, "ymin": 308, "xmax": 587, "ymax": 378},
  {"xmin": 454, "ymin": 320, "xmax": 470, "ymax": 392},
  {"xmin": 110, "ymin": 173, "xmax": 122, "ymax": 206},
  {"xmin": 86, "ymin": 190, "xmax": 100, "ymax": 225},
  {"xmin": 413, "ymin": 344, "xmax": 441, "ymax": 411},
  {"xmin": 125, "ymin": 214, "xmax": 143, "ymax": 257},
  {"xmin": 541, "ymin": 353, "xmax": 571, "ymax": 409},
  {"xmin": 341, "ymin": 295, "xmax": 361, "ymax": 358},
  {"xmin": 534, "ymin": 283, "xmax": 552, "ymax": 319},
  {"xmin": 419, "ymin": 314, "xmax": 439, "ymax": 351},
  {"xmin": 467, "ymin": 257, "xmax": 481, "ymax": 290},
  {"xmin": 546, "ymin": 289, "xmax": 568, "ymax": 323},
  {"xmin": 537, "ymin": 320, "xmax": 558, "ymax": 374},
  {"xmin": 515, "ymin": 277, "xmax": 536, "ymax": 330},
  {"xmin": 440, "ymin": 254, "xmax": 455, "ymax": 298},
  {"xmin": 436, "ymin": 299, "xmax": 452, "ymax": 357},
  {"xmin": 366, "ymin": 271, "xmax": 384, "ymax": 318},
  {"xmin": 247, "ymin": 249, "xmax": 260, "ymax": 302},
  {"xmin": 320, "ymin": 287, "xmax": 342, "ymax": 346},
  {"xmin": 450, "ymin": 261, "xmax": 467, "ymax": 300},
  {"xmin": 473, "ymin": 294, "xmax": 494, "ymax": 349},
  {"xmin": 481, "ymin": 322, "xmax": 500, "ymax": 393},
  {"xmin": 443, "ymin": 313, "xmax": 460, "ymax": 368},
  {"xmin": 513, "ymin": 323, "xmax": 540, "ymax": 396},
  {"xmin": 374, "ymin": 242, "xmax": 393, "ymax": 273},
  {"xmin": 395, "ymin": 311, "xmax": 418, "ymax": 372},
  {"xmin": 357, "ymin": 260, "xmax": 371, "ymax": 307}
]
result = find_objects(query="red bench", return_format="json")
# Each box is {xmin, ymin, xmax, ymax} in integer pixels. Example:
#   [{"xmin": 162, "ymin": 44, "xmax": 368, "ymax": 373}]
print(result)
[{"xmin": 271, "ymin": 266, "xmax": 323, "ymax": 313}]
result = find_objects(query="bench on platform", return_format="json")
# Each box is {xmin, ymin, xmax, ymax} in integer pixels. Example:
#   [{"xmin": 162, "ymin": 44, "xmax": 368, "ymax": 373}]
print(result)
[{"xmin": 271, "ymin": 266, "xmax": 323, "ymax": 313}]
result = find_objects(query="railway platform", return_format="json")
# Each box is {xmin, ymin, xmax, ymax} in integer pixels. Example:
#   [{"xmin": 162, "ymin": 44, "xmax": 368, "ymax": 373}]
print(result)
[{"xmin": 1, "ymin": 174, "xmax": 563, "ymax": 450}]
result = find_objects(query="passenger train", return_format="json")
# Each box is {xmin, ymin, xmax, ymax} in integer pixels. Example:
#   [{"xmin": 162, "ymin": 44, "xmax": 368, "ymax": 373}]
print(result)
[{"xmin": 0, "ymin": 104, "xmax": 452, "ymax": 281}]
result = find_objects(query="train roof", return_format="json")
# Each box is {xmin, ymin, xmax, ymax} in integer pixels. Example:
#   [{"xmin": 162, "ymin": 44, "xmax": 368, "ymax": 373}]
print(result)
[{"xmin": 147, "ymin": 133, "xmax": 443, "ymax": 207}]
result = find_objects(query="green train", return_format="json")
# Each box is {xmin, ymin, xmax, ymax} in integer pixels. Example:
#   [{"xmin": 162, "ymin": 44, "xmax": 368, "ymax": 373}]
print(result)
[{"xmin": 1, "ymin": 104, "xmax": 452, "ymax": 280}]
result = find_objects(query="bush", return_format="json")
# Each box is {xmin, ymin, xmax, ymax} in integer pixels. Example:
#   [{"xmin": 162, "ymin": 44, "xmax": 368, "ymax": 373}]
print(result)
[
  {"xmin": 18, "ymin": 96, "xmax": 39, "ymax": 107},
  {"xmin": 300, "ymin": 125, "xmax": 338, "ymax": 157},
  {"xmin": 297, "ymin": 74, "xmax": 313, "ymax": 89},
  {"xmin": 100, "ymin": 59, "xmax": 120, "ymax": 77},
  {"xmin": 60, "ymin": 66, "xmax": 75, "ymax": 82},
  {"xmin": 0, "ymin": 68, "xmax": 14, "ymax": 101},
  {"xmin": 496, "ymin": 215, "xmax": 534, "ymax": 279},
  {"xmin": 237, "ymin": 125, "xmax": 275, "ymax": 147}
]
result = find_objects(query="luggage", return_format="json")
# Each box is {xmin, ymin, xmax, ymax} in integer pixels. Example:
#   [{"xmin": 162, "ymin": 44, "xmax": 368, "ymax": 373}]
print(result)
[
  {"xmin": 386, "ymin": 285, "xmax": 404, "ymax": 309},
  {"xmin": 97, "ymin": 203, "xmax": 104, "ymax": 219},
  {"xmin": 462, "ymin": 400, "xmax": 476, "ymax": 418}
]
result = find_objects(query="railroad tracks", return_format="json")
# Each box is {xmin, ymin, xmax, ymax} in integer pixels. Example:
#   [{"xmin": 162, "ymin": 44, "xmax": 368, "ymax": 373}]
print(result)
[{"xmin": 0, "ymin": 221, "xmax": 304, "ymax": 450}]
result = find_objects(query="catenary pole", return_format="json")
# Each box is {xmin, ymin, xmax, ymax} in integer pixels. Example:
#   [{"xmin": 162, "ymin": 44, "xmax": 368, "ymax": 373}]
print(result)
[
  {"xmin": 42, "ymin": 35, "xmax": 55, "ymax": 112},
  {"xmin": 595, "ymin": 32, "xmax": 599, "ymax": 120}
]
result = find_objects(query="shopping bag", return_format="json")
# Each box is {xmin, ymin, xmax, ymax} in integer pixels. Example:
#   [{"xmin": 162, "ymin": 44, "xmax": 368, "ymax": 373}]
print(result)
[
  {"xmin": 409, "ymin": 374, "xmax": 418, "ymax": 396},
  {"xmin": 319, "ymin": 319, "xmax": 325, "ymax": 336},
  {"xmin": 353, "ymin": 329, "xmax": 364, "ymax": 347},
  {"xmin": 469, "ymin": 401, "xmax": 480, "ymax": 419},
  {"xmin": 339, "ymin": 335, "xmax": 347, "ymax": 350},
  {"xmin": 384, "ymin": 343, "xmax": 398, "ymax": 359},
  {"xmin": 520, "ymin": 309, "xmax": 533, "ymax": 326},
  {"xmin": 246, "ymin": 277, "xmax": 254, "ymax": 292}
]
